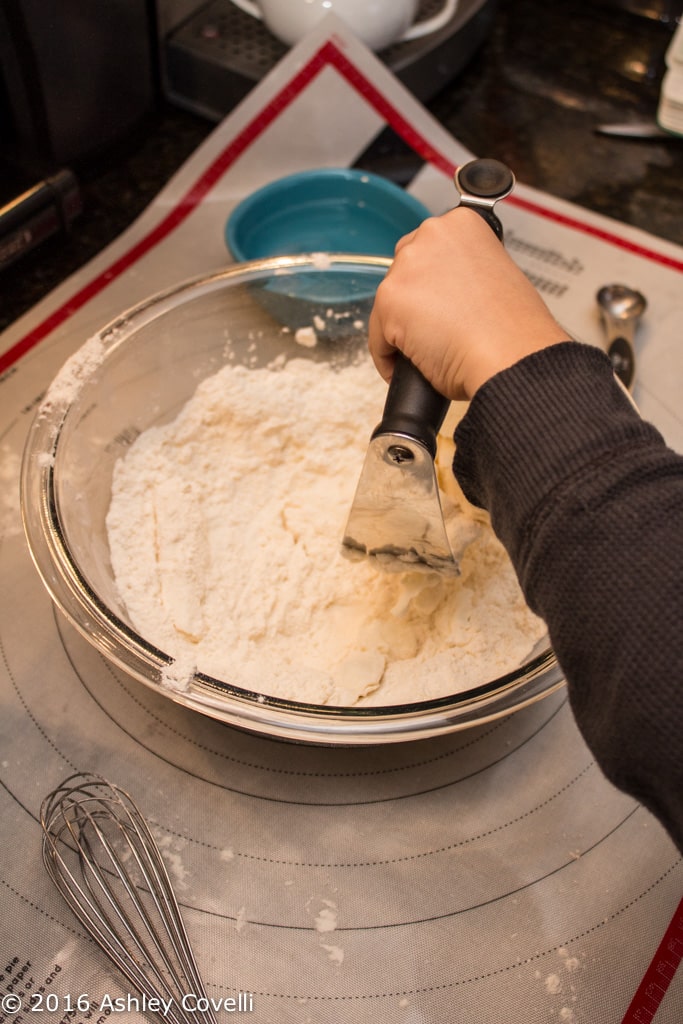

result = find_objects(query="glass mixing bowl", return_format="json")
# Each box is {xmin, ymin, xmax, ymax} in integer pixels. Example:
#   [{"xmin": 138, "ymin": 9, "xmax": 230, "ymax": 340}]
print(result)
[{"xmin": 21, "ymin": 255, "xmax": 563, "ymax": 745}]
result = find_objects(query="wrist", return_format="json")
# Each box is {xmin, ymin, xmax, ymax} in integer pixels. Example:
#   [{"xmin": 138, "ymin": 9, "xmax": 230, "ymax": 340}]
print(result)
[{"xmin": 464, "ymin": 328, "xmax": 572, "ymax": 399}]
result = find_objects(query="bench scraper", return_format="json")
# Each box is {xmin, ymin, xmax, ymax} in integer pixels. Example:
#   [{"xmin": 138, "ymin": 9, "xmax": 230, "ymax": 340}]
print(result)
[{"xmin": 343, "ymin": 158, "xmax": 515, "ymax": 575}]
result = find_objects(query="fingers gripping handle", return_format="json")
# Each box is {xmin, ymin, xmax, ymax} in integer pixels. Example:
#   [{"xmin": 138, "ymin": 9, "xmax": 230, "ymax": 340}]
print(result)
[{"xmin": 372, "ymin": 159, "xmax": 515, "ymax": 454}]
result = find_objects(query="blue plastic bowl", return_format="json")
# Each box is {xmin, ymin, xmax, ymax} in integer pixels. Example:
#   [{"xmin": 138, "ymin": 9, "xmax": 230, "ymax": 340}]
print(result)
[
  {"xmin": 226, "ymin": 168, "xmax": 430, "ymax": 266},
  {"xmin": 225, "ymin": 170, "xmax": 429, "ymax": 318}
]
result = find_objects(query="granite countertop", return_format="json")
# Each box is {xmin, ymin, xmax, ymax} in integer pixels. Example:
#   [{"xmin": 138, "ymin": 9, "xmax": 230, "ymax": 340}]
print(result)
[{"xmin": 1, "ymin": 0, "xmax": 681, "ymax": 334}]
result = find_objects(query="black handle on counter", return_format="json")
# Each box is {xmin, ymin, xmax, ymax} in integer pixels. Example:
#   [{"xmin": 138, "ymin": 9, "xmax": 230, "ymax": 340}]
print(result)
[{"xmin": 0, "ymin": 170, "xmax": 82, "ymax": 272}]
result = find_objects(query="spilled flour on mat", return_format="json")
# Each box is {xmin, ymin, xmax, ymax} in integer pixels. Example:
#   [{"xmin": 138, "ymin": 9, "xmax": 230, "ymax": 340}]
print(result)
[{"xmin": 106, "ymin": 351, "xmax": 546, "ymax": 706}]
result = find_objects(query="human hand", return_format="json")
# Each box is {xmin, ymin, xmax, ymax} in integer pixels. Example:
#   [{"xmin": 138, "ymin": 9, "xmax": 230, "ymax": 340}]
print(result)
[{"xmin": 368, "ymin": 206, "xmax": 570, "ymax": 401}]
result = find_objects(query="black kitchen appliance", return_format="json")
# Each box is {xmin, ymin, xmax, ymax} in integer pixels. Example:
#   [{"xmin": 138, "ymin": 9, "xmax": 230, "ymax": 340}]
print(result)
[
  {"xmin": 160, "ymin": 0, "xmax": 498, "ymax": 121},
  {"xmin": 0, "ymin": 0, "xmax": 158, "ymax": 171}
]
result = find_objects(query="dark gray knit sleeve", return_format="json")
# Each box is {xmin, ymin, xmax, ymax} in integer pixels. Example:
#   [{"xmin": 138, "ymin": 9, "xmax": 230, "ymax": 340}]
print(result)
[{"xmin": 453, "ymin": 341, "xmax": 683, "ymax": 853}]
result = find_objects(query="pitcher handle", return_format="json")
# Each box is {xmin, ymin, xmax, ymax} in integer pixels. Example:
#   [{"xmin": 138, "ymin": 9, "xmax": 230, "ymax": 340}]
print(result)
[
  {"xmin": 229, "ymin": 0, "xmax": 263, "ymax": 20},
  {"xmin": 400, "ymin": 0, "xmax": 458, "ymax": 42}
]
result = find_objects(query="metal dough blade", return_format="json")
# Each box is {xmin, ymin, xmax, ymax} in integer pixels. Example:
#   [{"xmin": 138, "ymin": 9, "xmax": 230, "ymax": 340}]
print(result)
[{"xmin": 343, "ymin": 353, "xmax": 459, "ymax": 574}]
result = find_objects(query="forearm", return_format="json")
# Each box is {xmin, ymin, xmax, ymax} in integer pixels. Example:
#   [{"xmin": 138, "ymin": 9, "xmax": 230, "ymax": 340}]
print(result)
[{"xmin": 453, "ymin": 342, "xmax": 683, "ymax": 852}]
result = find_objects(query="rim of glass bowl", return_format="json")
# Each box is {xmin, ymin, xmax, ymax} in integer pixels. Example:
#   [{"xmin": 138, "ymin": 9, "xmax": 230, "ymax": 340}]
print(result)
[{"xmin": 20, "ymin": 254, "xmax": 564, "ymax": 746}]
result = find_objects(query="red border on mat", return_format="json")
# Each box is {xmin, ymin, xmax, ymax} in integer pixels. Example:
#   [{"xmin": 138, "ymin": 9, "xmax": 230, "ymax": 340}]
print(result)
[
  {"xmin": 621, "ymin": 895, "xmax": 683, "ymax": 1023},
  {"xmin": 2, "ymin": 39, "xmax": 683, "ymax": 379}
]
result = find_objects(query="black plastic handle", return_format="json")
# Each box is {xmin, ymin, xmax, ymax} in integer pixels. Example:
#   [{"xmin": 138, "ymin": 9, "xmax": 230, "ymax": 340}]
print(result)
[
  {"xmin": 372, "ymin": 353, "xmax": 449, "ymax": 458},
  {"xmin": 371, "ymin": 158, "xmax": 514, "ymax": 456}
]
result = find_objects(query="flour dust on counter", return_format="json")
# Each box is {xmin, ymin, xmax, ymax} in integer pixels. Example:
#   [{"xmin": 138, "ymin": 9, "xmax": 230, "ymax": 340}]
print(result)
[{"xmin": 106, "ymin": 345, "xmax": 546, "ymax": 705}]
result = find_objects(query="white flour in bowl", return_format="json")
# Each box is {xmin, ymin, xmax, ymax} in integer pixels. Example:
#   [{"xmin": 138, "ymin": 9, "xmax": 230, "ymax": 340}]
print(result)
[{"xmin": 106, "ymin": 350, "xmax": 546, "ymax": 706}]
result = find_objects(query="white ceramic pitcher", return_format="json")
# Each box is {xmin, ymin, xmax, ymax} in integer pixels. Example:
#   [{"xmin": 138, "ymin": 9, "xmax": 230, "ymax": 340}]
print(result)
[{"xmin": 228, "ymin": 0, "xmax": 459, "ymax": 52}]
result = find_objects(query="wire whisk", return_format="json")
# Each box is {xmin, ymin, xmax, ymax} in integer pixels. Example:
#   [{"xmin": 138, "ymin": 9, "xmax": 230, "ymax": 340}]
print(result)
[{"xmin": 40, "ymin": 772, "xmax": 217, "ymax": 1024}]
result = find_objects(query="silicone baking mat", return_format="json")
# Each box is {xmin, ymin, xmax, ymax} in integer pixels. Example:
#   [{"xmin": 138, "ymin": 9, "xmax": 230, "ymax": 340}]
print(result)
[{"xmin": 1, "ymin": 17, "xmax": 681, "ymax": 1023}]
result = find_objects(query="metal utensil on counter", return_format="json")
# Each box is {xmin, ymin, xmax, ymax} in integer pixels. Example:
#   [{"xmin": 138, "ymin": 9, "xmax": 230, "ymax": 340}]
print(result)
[
  {"xmin": 596, "ymin": 283, "xmax": 647, "ymax": 391},
  {"xmin": 41, "ymin": 772, "xmax": 217, "ymax": 1024},
  {"xmin": 594, "ymin": 121, "xmax": 678, "ymax": 139},
  {"xmin": 343, "ymin": 158, "xmax": 515, "ymax": 574}
]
